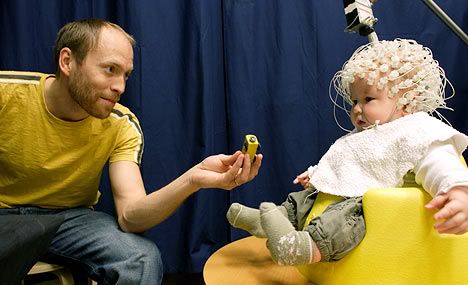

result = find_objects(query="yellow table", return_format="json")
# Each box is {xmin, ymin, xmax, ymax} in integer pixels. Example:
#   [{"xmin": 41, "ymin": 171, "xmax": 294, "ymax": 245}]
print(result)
[{"xmin": 203, "ymin": 236, "xmax": 311, "ymax": 285}]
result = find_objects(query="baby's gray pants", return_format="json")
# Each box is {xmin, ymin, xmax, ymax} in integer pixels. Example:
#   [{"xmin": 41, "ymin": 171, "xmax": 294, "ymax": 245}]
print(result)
[{"xmin": 282, "ymin": 189, "xmax": 365, "ymax": 262}]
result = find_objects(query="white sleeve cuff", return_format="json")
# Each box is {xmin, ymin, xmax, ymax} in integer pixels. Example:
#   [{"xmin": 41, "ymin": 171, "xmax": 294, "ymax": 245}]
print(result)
[{"xmin": 414, "ymin": 140, "xmax": 468, "ymax": 197}]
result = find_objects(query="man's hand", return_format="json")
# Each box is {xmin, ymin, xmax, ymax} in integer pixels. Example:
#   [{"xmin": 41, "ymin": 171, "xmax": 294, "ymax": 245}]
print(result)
[
  {"xmin": 191, "ymin": 151, "xmax": 263, "ymax": 190},
  {"xmin": 425, "ymin": 186, "xmax": 468, "ymax": 235}
]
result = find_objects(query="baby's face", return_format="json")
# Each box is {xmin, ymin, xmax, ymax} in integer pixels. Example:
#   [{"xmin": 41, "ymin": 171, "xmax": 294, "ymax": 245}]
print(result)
[{"xmin": 349, "ymin": 76, "xmax": 404, "ymax": 131}]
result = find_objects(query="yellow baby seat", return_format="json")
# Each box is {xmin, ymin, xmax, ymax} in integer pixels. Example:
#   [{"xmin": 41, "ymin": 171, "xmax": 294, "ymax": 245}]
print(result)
[{"xmin": 297, "ymin": 159, "xmax": 468, "ymax": 285}]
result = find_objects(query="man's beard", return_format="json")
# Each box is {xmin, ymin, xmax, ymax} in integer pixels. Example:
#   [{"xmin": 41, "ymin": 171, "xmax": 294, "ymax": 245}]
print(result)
[{"xmin": 68, "ymin": 69, "xmax": 112, "ymax": 119}]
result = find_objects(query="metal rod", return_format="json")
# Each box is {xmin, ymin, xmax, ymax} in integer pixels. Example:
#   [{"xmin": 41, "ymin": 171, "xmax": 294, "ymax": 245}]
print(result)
[{"xmin": 422, "ymin": 0, "xmax": 468, "ymax": 45}]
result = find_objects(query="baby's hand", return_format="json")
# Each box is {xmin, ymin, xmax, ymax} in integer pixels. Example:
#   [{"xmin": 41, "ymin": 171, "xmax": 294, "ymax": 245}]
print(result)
[
  {"xmin": 293, "ymin": 170, "xmax": 310, "ymax": 188},
  {"xmin": 425, "ymin": 186, "xmax": 468, "ymax": 235}
]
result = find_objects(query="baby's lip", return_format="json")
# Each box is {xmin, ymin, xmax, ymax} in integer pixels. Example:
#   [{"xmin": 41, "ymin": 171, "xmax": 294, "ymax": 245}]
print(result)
[{"xmin": 357, "ymin": 119, "xmax": 368, "ymax": 127}]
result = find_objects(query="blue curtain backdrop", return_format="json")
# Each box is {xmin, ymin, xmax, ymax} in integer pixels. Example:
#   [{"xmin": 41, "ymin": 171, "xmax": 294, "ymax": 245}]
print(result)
[{"xmin": 1, "ymin": 0, "xmax": 467, "ymax": 273}]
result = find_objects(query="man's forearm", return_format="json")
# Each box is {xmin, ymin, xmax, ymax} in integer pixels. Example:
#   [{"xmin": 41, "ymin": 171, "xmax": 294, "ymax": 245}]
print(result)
[{"xmin": 118, "ymin": 168, "xmax": 199, "ymax": 233}]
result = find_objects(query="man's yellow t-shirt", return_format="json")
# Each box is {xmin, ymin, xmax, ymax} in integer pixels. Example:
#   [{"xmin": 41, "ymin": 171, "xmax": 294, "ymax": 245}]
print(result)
[{"xmin": 0, "ymin": 71, "xmax": 144, "ymax": 208}]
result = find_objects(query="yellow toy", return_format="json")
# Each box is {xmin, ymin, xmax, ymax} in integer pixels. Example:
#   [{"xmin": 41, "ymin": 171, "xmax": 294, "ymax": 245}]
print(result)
[{"xmin": 241, "ymin": 134, "xmax": 260, "ymax": 163}]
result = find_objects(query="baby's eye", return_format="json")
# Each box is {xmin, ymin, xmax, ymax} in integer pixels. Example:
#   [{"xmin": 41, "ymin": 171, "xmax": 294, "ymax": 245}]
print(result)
[
  {"xmin": 351, "ymin": 99, "xmax": 358, "ymax": 105},
  {"xmin": 365, "ymin": 97, "xmax": 374, "ymax": 102}
]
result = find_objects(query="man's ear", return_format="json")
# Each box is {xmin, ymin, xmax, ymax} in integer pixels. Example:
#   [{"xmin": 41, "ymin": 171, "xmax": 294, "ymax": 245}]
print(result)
[{"xmin": 58, "ymin": 47, "xmax": 73, "ymax": 77}]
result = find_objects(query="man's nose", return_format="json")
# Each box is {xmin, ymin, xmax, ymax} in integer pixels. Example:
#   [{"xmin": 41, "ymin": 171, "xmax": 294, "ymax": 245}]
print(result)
[{"xmin": 110, "ymin": 77, "xmax": 126, "ymax": 95}]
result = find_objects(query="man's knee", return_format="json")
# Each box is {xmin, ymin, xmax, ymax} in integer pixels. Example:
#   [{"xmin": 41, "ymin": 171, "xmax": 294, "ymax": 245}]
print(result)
[
  {"xmin": 97, "ymin": 234, "xmax": 163, "ymax": 284},
  {"xmin": 123, "ymin": 234, "xmax": 163, "ymax": 268},
  {"xmin": 127, "ymin": 236, "xmax": 163, "ymax": 283},
  {"xmin": 136, "ymin": 237, "xmax": 163, "ymax": 269}
]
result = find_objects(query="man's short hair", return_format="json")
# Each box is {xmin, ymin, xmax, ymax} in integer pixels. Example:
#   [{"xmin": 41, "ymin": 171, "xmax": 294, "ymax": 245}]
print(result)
[{"xmin": 53, "ymin": 18, "xmax": 135, "ymax": 77}]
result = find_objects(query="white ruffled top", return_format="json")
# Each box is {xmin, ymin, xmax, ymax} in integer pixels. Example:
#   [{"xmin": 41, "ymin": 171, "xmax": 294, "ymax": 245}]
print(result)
[{"xmin": 307, "ymin": 112, "xmax": 468, "ymax": 197}]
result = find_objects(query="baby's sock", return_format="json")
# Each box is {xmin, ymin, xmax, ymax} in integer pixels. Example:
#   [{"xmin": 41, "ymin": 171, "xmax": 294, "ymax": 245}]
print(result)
[
  {"xmin": 260, "ymin": 202, "xmax": 314, "ymax": 266},
  {"xmin": 226, "ymin": 203, "xmax": 266, "ymax": 238}
]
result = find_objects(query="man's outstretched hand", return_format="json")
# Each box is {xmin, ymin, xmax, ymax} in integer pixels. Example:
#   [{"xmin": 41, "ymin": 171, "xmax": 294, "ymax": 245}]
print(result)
[{"xmin": 191, "ymin": 151, "xmax": 263, "ymax": 190}]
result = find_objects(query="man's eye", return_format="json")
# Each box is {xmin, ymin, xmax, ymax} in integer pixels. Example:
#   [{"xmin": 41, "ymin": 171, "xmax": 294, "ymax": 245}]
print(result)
[{"xmin": 106, "ymin": 66, "xmax": 115, "ymax": 73}]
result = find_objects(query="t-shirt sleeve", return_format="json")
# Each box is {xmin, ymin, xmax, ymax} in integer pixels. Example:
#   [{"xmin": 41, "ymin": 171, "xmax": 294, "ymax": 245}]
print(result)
[{"xmin": 109, "ymin": 111, "xmax": 144, "ymax": 165}]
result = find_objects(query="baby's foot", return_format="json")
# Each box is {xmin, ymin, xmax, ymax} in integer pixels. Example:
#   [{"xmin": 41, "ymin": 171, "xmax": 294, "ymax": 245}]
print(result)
[
  {"xmin": 260, "ymin": 202, "xmax": 314, "ymax": 265},
  {"xmin": 226, "ymin": 203, "xmax": 266, "ymax": 238}
]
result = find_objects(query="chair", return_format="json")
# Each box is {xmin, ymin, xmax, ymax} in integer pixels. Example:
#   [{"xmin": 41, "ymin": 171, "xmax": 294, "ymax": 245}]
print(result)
[
  {"xmin": 25, "ymin": 261, "xmax": 97, "ymax": 285},
  {"xmin": 25, "ymin": 261, "xmax": 74, "ymax": 285},
  {"xmin": 296, "ymin": 187, "xmax": 468, "ymax": 285}
]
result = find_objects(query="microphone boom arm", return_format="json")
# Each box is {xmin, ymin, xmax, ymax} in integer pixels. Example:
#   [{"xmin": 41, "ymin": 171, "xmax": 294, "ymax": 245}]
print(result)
[{"xmin": 421, "ymin": 0, "xmax": 468, "ymax": 45}]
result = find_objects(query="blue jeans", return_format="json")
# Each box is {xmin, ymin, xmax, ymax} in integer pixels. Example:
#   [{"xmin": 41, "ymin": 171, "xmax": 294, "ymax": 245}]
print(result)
[{"xmin": 0, "ymin": 207, "xmax": 163, "ymax": 285}]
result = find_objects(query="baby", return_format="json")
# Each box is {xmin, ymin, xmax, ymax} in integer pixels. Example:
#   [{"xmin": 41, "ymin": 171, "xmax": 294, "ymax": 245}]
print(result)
[{"xmin": 227, "ymin": 39, "xmax": 468, "ymax": 266}]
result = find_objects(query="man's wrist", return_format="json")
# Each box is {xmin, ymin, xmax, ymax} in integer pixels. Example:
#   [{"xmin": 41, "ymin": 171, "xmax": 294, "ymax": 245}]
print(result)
[{"xmin": 185, "ymin": 165, "xmax": 203, "ymax": 193}]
